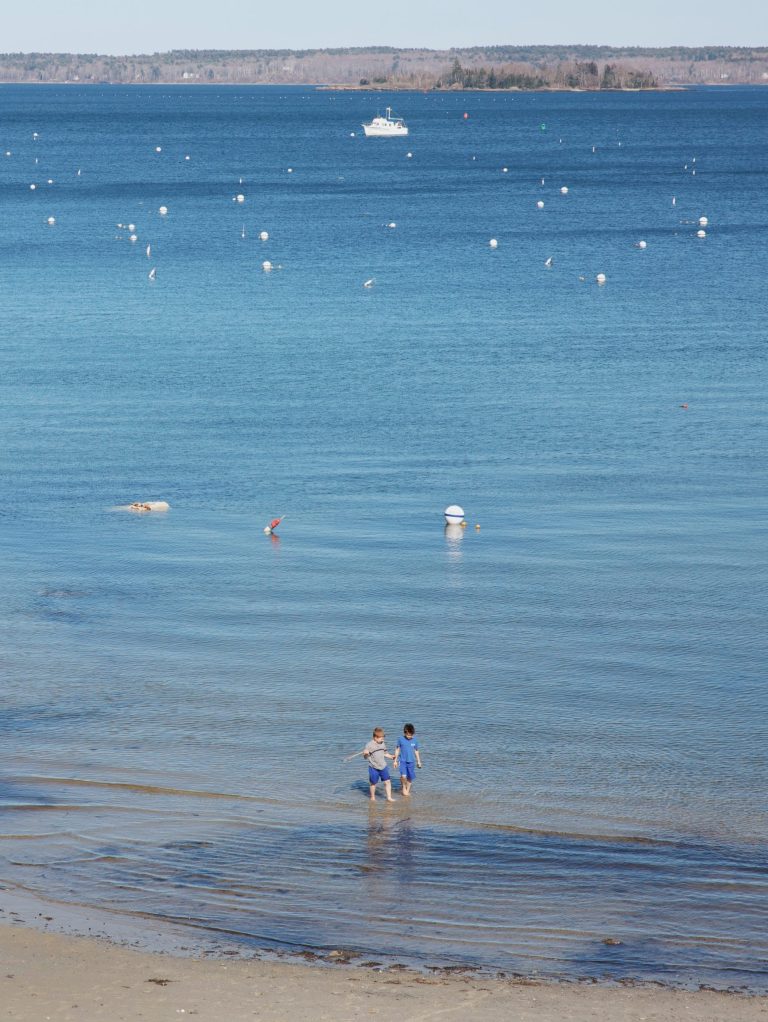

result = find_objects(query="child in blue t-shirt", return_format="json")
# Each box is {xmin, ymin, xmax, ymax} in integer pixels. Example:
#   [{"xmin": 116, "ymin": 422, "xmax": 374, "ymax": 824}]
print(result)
[{"xmin": 393, "ymin": 723, "xmax": 422, "ymax": 796}]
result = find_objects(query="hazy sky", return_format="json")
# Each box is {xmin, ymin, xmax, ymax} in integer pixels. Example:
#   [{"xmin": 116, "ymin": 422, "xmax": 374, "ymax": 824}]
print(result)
[{"xmin": 3, "ymin": 0, "xmax": 765, "ymax": 54}]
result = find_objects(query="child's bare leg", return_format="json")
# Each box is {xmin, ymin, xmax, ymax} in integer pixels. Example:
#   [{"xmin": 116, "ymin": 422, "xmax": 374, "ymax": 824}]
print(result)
[
  {"xmin": 369, "ymin": 783, "xmax": 377, "ymax": 801},
  {"xmin": 384, "ymin": 780, "xmax": 395, "ymax": 802},
  {"xmin": 401, "ymin": 776, "xmax": 411, "ymax": 796}
]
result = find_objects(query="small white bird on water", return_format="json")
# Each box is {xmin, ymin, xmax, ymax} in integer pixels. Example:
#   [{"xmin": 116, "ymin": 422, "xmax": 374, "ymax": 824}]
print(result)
[
  {"xmin": 544, "ymin": 256, "xmax": 553, "ymax": 267},
  {"xmin": 148, "ymin": 267, "xmax": 157, "ymax": 280},
  {"xmin": 363, "ymin": 278, "xmax": 375, "ymax": 288},
  {"xmin": 146, "ymin": 243, "xmax": 151, "ymax": 258}
]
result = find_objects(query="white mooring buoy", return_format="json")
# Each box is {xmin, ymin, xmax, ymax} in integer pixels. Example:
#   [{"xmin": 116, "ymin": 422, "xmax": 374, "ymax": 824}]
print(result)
[{"xmin": 444, "ymin": 504, "xmax": 465, "ymax": 526}]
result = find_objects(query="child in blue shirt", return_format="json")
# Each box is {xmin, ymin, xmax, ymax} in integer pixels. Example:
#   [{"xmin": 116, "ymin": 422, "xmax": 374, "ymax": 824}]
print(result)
[{"xmin": 393, "ymin": 723, "xmax": 422, "ymax": 796}]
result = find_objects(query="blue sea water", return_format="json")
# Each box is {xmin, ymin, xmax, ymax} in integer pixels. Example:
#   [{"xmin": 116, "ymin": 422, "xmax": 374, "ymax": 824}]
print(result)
[{"xmin": 0, "ymin": 83, "xmax": 767, "ymax": 989}]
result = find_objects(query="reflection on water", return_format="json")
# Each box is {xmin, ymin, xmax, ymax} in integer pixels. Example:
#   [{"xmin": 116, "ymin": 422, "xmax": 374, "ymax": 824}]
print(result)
[{"xmin": 444, "ymin": 523, "xmax": 464, "ymax": 562}]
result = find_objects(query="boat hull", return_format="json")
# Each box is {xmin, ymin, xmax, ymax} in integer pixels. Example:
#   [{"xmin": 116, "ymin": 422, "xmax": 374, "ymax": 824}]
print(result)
[{"xmin": 363, "ymin": 124, "xmax": 408, "ymax": 137}]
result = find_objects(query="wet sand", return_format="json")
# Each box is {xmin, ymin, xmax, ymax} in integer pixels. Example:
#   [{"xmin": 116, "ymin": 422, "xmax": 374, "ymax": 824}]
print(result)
[{"xmin": 2, "ymin": 921, "xmax": 766, "ymax": 1022}]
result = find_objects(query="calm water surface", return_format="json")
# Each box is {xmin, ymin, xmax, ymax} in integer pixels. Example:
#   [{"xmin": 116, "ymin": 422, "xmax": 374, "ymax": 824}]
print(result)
[{"xmin": 0, "ymin": 84, "xmax": 767, "ymax": 989}]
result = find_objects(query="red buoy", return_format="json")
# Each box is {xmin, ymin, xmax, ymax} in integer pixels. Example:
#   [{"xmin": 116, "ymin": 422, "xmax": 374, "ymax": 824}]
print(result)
[{"xmin": 463, "ymin": 112, "xmax": 469, "ymax": 120}]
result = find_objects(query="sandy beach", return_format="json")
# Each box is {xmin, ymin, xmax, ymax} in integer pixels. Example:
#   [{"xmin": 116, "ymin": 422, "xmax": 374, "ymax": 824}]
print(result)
[{"xmin": 2, "ymin": 919, "xmax": 767, "ymax": 1022}]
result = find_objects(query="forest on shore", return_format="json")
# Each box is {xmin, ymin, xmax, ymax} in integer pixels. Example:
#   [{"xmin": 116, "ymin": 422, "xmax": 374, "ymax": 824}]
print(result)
[{"xmin": 0, "ymin": 45, "xmax": 765, "ymax": 89}]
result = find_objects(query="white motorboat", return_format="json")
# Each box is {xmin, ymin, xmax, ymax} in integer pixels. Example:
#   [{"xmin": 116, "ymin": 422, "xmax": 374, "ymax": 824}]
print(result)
[{"xmin": 362, "ymin": 107, "xmax": 408, "ymax": 137}]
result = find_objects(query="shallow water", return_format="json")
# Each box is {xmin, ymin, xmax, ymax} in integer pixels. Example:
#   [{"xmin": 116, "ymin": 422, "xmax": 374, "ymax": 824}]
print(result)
[{"xmin": 1, "ymin": 83, "xmax": 767, "ymax": 989}]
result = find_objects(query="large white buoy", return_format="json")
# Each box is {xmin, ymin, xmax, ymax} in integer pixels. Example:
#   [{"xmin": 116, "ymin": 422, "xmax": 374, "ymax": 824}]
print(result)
[
  {"xmin": 502, "ymin": 167, "xmax": 508, "ymax": 173},
  {"xmin": 128, "ymin": 223, "xmax": 135, "ymax": 232},
  {"xmin": 699, "ymin": 216, "xmax": 708, "ymax": 226},
  {"xmin": 560, "ymin": 186, "xmax": 569, "ymax": 194},
  {"xmin": 236, "ymin": 193, "xmax": 245, "ymax": 203},
  {"xmin": 489, "ymin": 238, "xmax": 498, "ymax": 248},
  {"xmin": 387, "ymin": 221, "xmax": 396, "ymax": 229},
  {"xmin": 262, "ymin": 260, "xmax": 273, "ymax": 271},
  {"xmin": 406, "ymin": 152, "xmax": 413, "ymax": 158},
  {"xmin": 637, "ymin": 240, "xmax": 647, "ymax": 249},
  {"xmin": 158, "ymin": 206, "xmax": 168, "ymax": 216},
  {"xmin": 47, "ymin": 216, "xmax": 56, "ymax": 225},
  {"xmin": 155, "ymin": 146, "xmax": 162, "ymax": 153},
  {"xmin": 697, "ymin": 229, "xmax": 706, "ymax": 238},
  {"xmin": 536, "ymin": 200, "xmax": 544, "ymax": 209},
  {"xmin": 259, "ymin": 230, "xmax": 269, "ymax": 241},
  {"xmin": 444, "ymin": 504, "xmax": 465, "ymax": 526},
  {"xmin": 29, "ymin": 183, "xmax": 36, "ymax": 190},
  {"xmin": 596, "ymin": 273, "xmax": 606, "ymax": 284}
]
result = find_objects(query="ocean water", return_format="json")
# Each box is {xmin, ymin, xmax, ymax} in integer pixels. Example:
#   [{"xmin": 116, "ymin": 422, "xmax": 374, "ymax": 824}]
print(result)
[{"xmin": 1, "ymin": 83, "xmax": 767, "ymax": 990}]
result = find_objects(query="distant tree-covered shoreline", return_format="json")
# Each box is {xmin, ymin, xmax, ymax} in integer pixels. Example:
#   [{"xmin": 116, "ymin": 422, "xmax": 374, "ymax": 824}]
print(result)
[{"xmin": 0, "ymin": 45, "xmax": 764, "ymax": 88}]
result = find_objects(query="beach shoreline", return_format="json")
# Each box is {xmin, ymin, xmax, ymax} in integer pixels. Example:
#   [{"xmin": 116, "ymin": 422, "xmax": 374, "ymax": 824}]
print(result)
[
  {"xmin": 2, "ymin": 887, "xmax": 767, "ymax": 1021},
  {"xmin": 2, "ymin": 918, "xmax": 767, "ymax": 1022}
]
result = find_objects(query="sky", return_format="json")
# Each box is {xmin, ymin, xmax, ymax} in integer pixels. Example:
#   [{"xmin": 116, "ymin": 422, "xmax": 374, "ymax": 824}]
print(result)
[{"xmin": 2, "ymin": 0, "xmax": 765, "ymax": 54}]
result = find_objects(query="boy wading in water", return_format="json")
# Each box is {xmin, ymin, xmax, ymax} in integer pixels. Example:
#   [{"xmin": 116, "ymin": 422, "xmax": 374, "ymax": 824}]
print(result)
[
  {"xmin": 363, "ymin": 727, "xmax": 395, "ymax": 802},
  {"xmin": 393, "ymin": 723, "xmax": 422, "ymax": 796}
]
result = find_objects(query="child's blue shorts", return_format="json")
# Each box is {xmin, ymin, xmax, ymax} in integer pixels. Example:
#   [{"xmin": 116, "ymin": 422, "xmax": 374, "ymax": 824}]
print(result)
[
  {"xmin": 368, "ymin": 765, "xmax": 390, "ymax": 784},
  {"xmin": 399, "ymin": 761, "xmax": 416, "ymax": 781}
]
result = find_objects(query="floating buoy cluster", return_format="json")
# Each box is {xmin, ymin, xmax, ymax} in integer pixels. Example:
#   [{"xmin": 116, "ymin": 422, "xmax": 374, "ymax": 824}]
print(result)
[{"xmin": 444, "ymin": 504, "xmax": 481, "ymax": 536}]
